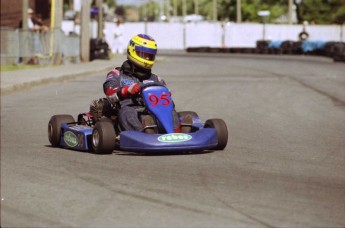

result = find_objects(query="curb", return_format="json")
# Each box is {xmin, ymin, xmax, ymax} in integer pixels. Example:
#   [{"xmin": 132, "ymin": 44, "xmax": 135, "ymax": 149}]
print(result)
[
  {"xmin": 1, "ymin": 59, "xmax": 121, "ymax": 95},
  {"xmin": 1, "ymin": 68, "xmax": 113, "ymax": 95}
]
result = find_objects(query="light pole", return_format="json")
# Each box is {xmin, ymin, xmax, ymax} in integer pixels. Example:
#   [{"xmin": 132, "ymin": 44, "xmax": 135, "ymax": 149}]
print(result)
[{"xmin": 258, "ymin": 10, "xmax": 270, "ymax": 40}]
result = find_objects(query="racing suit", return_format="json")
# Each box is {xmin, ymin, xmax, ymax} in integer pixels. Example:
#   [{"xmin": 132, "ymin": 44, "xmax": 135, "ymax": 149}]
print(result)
[{"xmin": 103, "ymin": 60, "xmax": 180, "ymax": 131}]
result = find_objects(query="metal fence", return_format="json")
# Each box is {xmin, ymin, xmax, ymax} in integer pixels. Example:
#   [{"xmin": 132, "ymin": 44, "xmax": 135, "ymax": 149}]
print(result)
[{"xmin": 0, "ymin": 28, "xmax": 80, "ymax": 65}]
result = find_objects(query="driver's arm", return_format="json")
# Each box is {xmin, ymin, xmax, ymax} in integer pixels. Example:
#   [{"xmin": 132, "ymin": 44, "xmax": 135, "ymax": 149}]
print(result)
[{"xmin": 103, "ymin": 70, "xmax": 141, "ymax": 103}]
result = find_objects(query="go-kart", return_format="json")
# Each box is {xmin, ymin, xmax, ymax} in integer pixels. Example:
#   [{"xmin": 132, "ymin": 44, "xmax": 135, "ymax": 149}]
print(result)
[{"xmin": 48, "ymin": 83, "xmax": 228, "ymax": 154}]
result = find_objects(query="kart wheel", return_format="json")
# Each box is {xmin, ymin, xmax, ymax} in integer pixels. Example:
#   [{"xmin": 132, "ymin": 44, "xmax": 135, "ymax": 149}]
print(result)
[
  {"xmin": 48, "ymin": 115, "xmax": 75, "ymax": 147},
  {"xmin": 178, "ymin": 111, "xmax": 198, "ymax": 118},
  {"xmin": 204, "ymin": 119, "xmax": 228, "ymax": 150},
  {"xmin": 92, "ymin": 121, "xmax": 116, "ymax": 154},
  {"xmin": 97, "ymin": 117, "xmax": 114, "ymax": 124}
]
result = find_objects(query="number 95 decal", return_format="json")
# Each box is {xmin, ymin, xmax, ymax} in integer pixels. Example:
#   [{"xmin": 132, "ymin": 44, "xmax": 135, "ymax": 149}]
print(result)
[{"xmin": 148, "ymin": 93, "xmax": 171, "ymax": 107}]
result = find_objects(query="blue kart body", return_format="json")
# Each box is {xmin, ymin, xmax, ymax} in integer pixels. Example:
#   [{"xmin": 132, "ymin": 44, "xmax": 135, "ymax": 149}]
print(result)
[{"xmin": 56, "ymin": 84, "xmax": 220, "ymax": 153}]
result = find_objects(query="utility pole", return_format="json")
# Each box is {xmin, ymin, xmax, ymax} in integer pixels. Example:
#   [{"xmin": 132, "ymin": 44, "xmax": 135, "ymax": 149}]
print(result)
[
  {"xmin": 53, "ymin": 0, "xmax": 63, "ymax": 30},
  {"xmin": 96, "ymin": 0, "xmax": 103, "ymax": 38},
  {"xmin": 194, "ymin": 0, "xmax": 199, "ymax": 15},
  {"xmin": 173, "ymin": 0, "xmax": 177, "ymax": 17},
  {"xmin": 80, "ymin": 0, "xmax": 91, "ymax": 62},
  {"xmin": 237, "ymin": 0, "xmax": 241, "ymax": 23},
  {"xmin": 288, "ymin": 0, "xmax": 293, "ymax": 24},
  {"xmin": 182, "ymin": 0, "xmax": 187, "ymax": 18},
  {"xmin": 21, "ymin": 0, "xmax": 29, "ymax": 63},
  {"xmin": 22, "ymin": 0, "xmax": 29, "ymax": 30},
  {"xmin": 213, "ymin": 0, "xmax": 217, "ymax": 21},
  {"xmin": 166, "ymin": 0, "xmax": 170, "ymax": 21},
  {"xmin": 51, "ymin": 0, "xmax": 63, "ymax": 64}
]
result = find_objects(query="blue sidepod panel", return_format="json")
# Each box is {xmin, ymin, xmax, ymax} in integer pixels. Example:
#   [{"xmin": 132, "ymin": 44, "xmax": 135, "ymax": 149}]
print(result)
[
  {"xmin": 119, "ymin": 128, "xmax": 218, "ymax": 152},
  {"xmin": 60, "ymin": 123, "xmax": 93, "ymax": 151}
]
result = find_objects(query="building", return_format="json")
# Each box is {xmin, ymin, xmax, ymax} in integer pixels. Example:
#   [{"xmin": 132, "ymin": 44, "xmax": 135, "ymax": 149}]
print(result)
[{"xmin": 0, "ymin": 0, "xmax": 51, "ymax": 29}]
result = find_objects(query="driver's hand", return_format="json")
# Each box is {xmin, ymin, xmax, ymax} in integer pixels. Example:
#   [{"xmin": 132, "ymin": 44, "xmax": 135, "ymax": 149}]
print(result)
[{"xmin": 127, "ymin": 83, "xmax": 141, "ymax": 95}]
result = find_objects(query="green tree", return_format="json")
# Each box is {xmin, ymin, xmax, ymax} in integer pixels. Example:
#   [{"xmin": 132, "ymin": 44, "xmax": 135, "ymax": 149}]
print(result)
[
  {"xmin": 138, "ymin": 0, "xmax": 345, "ymax": 24},
  {"xmin": 105, "ymin": 0, "xmax": 116, "ymax": 8},
  {"xmin": 192, "ymin": 0, "xmax": 287, "ymax": 22},
  {"xmin": 294, "ymin": 0, "xmax": 345, "ymax": 24}
]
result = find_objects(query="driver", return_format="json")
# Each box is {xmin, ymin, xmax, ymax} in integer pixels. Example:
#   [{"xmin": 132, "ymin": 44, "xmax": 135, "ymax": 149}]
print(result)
[{"xmin": 103, "ymin": 34, "xmax": 192, "ymax": 133}]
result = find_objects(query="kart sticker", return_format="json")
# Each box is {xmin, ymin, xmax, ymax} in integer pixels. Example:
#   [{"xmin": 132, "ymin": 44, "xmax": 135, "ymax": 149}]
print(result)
[
  {"xmin": 64, "ymin": 131, "xmax": 78, "ymax": 147},
  {"xmin": 158, "ymin": 133, "xmax": 192, "ymax": 143}
]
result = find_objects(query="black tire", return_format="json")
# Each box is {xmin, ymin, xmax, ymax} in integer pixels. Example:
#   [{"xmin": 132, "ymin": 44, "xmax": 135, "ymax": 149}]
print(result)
[
  {"xmin": 98, "ymin": 117, "xmax": 113, "ymax": 123},
  {"xmin": 92, "ymin": 121, "xmax": 116, "ymax": 154},
  {"xmin": 204, "ymin": 119, "xmax": 228, "ymax": 150},
  {"xmin": 48, "ymin": 115, "xmax": 75, "ymax": 147},
  {"xmin": 178, "ymin": 111, "xmax": 199, "ymax": 118}
]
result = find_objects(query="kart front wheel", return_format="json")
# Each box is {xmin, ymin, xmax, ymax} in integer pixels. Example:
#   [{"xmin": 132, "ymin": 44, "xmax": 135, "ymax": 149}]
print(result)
[
  {"xmin": 48, "ymin": 115, "xmax": 75, "ymax": 147},
  {"xmin": 92, "ymin": 121, "xmax": 116, "ymax": 154},
  {"xmin": 204, "ymin": 119, "xmax": 228, "ymax": 150}
]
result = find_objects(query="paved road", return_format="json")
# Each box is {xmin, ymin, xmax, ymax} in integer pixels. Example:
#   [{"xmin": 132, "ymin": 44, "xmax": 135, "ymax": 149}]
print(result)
[{"xmin": 1, "ymin": 54, "xmax": 345, "ymax": 227}]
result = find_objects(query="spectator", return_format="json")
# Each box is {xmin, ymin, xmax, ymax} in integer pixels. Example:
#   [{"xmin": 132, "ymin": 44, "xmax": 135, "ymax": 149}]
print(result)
[
  {"xmin": 32, "ymin": 13, "xmax": 48, "ymax": 32},
  {"xmin": 18, "ymin": 8, "xmax": 47, "ymax": 64},
  {"xmin": 27, "ymin": 8, "xmax": 41, "ymax": 31},
  {"xmin": 19, "ymin": 8, "xmax": 47, "ymax": 32}
]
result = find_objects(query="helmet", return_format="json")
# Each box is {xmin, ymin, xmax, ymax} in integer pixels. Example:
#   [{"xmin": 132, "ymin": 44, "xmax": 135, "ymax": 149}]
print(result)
[{"xmin": 127, "ymin": 34, "xmax": 157, "ymax": 70}]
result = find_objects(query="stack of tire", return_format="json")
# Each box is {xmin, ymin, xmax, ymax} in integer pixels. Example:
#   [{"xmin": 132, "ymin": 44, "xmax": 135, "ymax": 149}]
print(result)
[
  {"xmin": 90, "ymin": 38, "xmax": 109, "ymax": 61},
  {"xmin": 256, "ymin": 40, "xmax": 271, "ymax": 54},
  {"xmin": 324, "ymin": 42, "xmax": 345, "ymax": 62},
  {"xmin": 268, "ymin": 40, "xmax": 283, "ymax": 54},
  {"xmin": 280, "ymin": 41, "xmax": 303, "ymax": 55}
]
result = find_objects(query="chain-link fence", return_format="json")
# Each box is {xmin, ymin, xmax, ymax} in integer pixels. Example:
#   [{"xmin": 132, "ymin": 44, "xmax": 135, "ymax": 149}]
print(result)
[{"xmin": 1, "ymin": 28, "xmax": 80, "ymax": 65}]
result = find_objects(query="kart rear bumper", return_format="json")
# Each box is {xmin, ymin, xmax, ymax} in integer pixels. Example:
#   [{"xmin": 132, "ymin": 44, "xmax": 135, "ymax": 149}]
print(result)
[{"xmin": 119, "ymin": 128, "xmax": 218, "ymax": 152}]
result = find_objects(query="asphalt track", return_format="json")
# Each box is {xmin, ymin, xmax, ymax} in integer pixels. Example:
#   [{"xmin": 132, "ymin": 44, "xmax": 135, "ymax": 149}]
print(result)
[{"xmin": 1, "ymin": 53, "xmax": 345, "ymax": 227}]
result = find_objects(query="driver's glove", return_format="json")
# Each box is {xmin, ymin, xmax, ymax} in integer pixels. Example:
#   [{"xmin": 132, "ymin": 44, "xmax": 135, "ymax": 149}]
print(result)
[{"xmin": 122, "ymin": 83, "xmax": 141, "ymax": 97}]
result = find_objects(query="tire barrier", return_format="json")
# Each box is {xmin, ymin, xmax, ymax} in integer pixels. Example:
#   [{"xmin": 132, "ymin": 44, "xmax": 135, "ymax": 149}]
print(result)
[
  {"xmin": 186, "ymin": 40, "xmax": 345, "ymax": 62},
  {"xmin": 90, "ymin": 38, "xmax": 110, "ymax": 61}
]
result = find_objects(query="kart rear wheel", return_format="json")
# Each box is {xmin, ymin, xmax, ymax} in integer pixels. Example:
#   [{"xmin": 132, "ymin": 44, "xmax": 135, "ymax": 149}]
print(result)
[
  {"xmin": 48, "ymin": 115, "xmax": 75, "ymax": 147},
  {"xmin": 92, "ymin": 121, "xmax": 116, "ymax": 154},
  {"xmin": 204, "ymin": 119, "xmax": 228, "ymax": 150}
]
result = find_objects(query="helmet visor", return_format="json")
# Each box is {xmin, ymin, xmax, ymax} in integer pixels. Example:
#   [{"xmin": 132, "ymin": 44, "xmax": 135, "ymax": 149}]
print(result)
[
  {"xmin": 136, "ymin": 50, "xmax": 155, "ymax": 61},
  {"xmin": 135, "ymin": 46, "xmax": 157, "ymax": 61}
]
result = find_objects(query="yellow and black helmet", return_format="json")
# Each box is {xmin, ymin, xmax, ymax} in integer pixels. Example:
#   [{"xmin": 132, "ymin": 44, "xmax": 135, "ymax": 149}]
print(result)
[{"xmin": 127, "ymin": 34, "xmax": 157, "ymax": 70}]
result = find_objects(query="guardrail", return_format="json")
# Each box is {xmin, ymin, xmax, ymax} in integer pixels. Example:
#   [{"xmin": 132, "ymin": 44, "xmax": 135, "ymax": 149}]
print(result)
[{"xmin": 0, "ymin": 28, "xmax": 80, "ymax": 65}]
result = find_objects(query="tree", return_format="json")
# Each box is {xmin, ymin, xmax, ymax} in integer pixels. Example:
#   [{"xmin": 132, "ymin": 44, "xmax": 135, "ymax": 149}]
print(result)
[
  {"xmin": 297, "ymin": 0, "xmax": 345, "ymax": 24},
  {"xmin": 129, "ymin": 0, "xmax": 345, "ymax": 24}
]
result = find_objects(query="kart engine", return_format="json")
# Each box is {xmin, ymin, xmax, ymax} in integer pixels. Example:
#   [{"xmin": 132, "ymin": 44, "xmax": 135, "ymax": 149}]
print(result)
[{"xmin": 89, "ymin": 98, "xmax": 116, "ymax": 120}]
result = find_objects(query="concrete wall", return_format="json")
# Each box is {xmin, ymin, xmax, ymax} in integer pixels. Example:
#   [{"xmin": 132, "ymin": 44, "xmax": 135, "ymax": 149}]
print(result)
[{"xmin": 62, "ymin": 21, "xmax": 345, "ymax": 50}]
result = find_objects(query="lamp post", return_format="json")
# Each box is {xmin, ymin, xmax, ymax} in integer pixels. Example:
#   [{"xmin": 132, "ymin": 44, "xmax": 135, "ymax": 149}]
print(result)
[{"xmin": 258, "ymin": 10, "xmax": 270, "ymax": 40}]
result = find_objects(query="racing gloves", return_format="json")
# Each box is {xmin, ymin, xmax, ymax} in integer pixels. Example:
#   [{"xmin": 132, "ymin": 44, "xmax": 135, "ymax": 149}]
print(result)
[{"xmin": 123, "ymin": 83, "xmax": 141, "ymax": 96}]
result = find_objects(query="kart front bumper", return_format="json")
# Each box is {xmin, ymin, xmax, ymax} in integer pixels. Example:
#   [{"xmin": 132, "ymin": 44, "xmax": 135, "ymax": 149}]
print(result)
[{"xmin": 119, "ymin": 128, "xmax": 218, "ymax": 152}]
